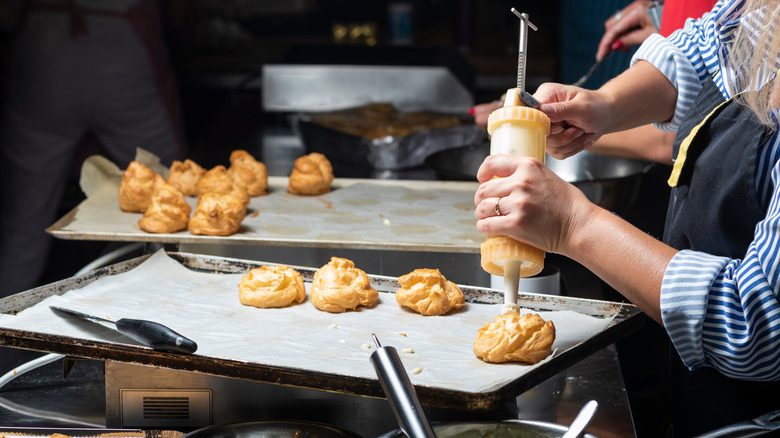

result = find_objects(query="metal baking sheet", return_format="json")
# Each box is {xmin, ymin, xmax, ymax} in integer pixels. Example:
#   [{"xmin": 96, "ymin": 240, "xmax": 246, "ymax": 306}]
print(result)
[
  {"xmin": 0, "ymin": 252, "xmax": 644, "ymax": 412},
  {"xmin": 47, "ymin": 158, "xmax": 483, "ymax": 253}
]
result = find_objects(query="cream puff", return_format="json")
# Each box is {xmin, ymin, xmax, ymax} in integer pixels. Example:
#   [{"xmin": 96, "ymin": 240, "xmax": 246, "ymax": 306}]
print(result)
[
  {"xmin": 288, "ymin": 152, "xmax": 334, "ymax": 196},
  {"xmin": 118, "ymin": 161, "xmax": 156, "ymax": 212},
  {"xmin": 138, "ymin": 174, "xmax": 191, "ymax": 233},
  {"xmin": 188, "ymin": 192, "xmax": 246, "ymax": 236},
  {"xmin": 167, "ymin": 159, "xmax": 206, "ymax": 196},
  {"xmin": 238, "ymin": 265, "xmax": 306, "ymax": 308},
  {"xmin": 473, "ymin": 312, "xmax": 555, "ymax": 364},
  {"xmin": 228, "ymin": 150, "xmax": 268, "ymax": 196},
  {"xmin": 310, "ymin": 257, "xmax": 378, "ymax": 313},
  {"xmin": 395, "ymin": 268, "xmax": 465, "ymax": 316}
]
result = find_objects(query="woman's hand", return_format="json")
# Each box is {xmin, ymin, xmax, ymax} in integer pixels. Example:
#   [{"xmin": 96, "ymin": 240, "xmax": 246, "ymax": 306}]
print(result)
[
  {"xmin": 473, "ymin": 154, "xmax": 597, "ymax": 256},
  {"xmin": 469, "ymin": 100, "xmax": 502, "ymax": 131},
  {"xmin": 474, "ymin": 153, "xmax": 676, "ymax": 324},
  {"xmin": 534, "ymin": 83, "xmax": 611, "ymax": 159},
  {"xmin": 596, "ymin": 1, "xmax": 658, "ymax": 61}
]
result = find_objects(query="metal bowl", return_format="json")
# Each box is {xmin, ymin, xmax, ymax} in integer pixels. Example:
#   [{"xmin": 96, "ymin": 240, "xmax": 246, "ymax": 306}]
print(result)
[
  {"xmin": 377, "ymin": 419, "xmax": 599, "ymax": 438},
  {"xmin": 546, "ymin": 150, "xmax": 652, "ymax": 216},
  {"xmin": 425, "ymin": 143, "xmax": 652, "ymax": 216},
  {"xmin": 181, "ymin": 421, "xmax": 362, "ymax": 438}
]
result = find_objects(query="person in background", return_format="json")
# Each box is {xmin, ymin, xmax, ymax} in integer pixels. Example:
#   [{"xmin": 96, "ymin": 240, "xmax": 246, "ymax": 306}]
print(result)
[
  {"xmin": 472, "ymin": 0, "xmax": 715, "ymax": 165},
  {"xmin": 475, "ymin": 0, "xmax": 780, "ymax": 435},
  {"xmin": 586, "ymin": 0, "xmax": 716, "ymax": 164},
  {"xmin": 0, "ymin": 0, "xmax": 186, "ymax": 298}
]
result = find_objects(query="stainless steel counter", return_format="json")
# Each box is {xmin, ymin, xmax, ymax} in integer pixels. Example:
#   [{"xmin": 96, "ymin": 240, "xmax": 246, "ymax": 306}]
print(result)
[{"xmin": 0, "ymin": 344, "xmax": 634, "ymax": 437}]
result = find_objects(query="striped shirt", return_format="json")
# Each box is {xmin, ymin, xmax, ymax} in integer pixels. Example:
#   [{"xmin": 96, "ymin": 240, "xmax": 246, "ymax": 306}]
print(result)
[{"xmin": 633, "ymin": 0, "xmax": 780, "ymax": 380}]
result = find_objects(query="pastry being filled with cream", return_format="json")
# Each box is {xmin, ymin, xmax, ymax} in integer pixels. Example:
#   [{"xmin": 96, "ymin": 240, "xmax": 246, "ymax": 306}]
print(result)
[{"xmin": 473, "ymin": 311, "xmax": 555, "ymax": 364}]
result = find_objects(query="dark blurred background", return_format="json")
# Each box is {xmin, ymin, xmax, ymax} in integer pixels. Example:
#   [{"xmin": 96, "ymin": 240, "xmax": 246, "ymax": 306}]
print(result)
[
  {"xmin": 0, "ymin": 2, "xmax": 672, "ymax": 435},
  {"xmin": 0, "ymin": 0, "xmax": 645, "ymax": 286}
]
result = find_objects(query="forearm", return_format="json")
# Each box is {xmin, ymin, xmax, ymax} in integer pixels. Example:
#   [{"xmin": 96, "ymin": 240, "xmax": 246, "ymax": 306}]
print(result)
[
  {"xmin": 564, "ymin": 206, "xmax": 678, "ymax": 324},
  {"xmin": 590, "ymin": 124, "xmax": 675, "ymax": 164},
  {"xmin": 598, "ymin": 60, "xmax": 678, "ymax": 134}
]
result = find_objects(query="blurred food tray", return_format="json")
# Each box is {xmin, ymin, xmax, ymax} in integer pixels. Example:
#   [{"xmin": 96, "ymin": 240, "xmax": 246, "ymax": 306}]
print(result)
[
  {"xmin": 0, "ymin": 252, "xmax": 644, "ymax": 411},
  {"xmin": 0, "ymin": 429, "xmax": 183, "ymax": 438},
  {"xmin": 47, "ymin": 176, "xmax": 483, "ymax": 253},
  {"xmin": 293, "ymin": 103, "xmax": 486, "ymax": 170}
]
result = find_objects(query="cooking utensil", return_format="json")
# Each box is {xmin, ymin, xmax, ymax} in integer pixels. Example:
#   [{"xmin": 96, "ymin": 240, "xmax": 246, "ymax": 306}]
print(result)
[
  {"xmin": 571, "ymin": 45, "xmax": 620, "ymax": 88},
  {"xmin": 50, "ymin": 305, "xmax": 197, "ymax": 354},
  {"xmin": 562, "ymin": 400, "xmax": 598, "ymax": 438},
  {"xmin": 571, "ymin": 56, "xmax": 607, "ymax": 87},
  {"xmin": 377, "ymin": 420, "xmax": 600, "ymax": 438},
  {"xmin": 181, "ymin": 420, "xmax": 361, "ymax": 438},
  {"xmin": 693, "ymin": 409, "xmax": 780, "ymax": 438},
  {"xmin": 547, "ymin": 150, "xmax": 652, "ymax": 215},
  {"xmin": 370, "ymin": 333, "xmax": 436, "ymax": 438}
]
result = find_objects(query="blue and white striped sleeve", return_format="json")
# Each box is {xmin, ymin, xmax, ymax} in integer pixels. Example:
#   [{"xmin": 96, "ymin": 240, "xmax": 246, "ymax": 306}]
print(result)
[
  {"xmin": 630, "ymin": 2, "xmax": 725, "ymax": 132},
  {"xmin": 661, "ymin": 251, "xmax": 727, "ymax": 365},
  {"xmin": 633, "ymin": 0, "xmax": 780, "ymax": 380},
  {"xmin": 661, "ymin": 157, "xmax": 780, "ymax": 381},
  {"xmin": 631, "ymin": 34, "xmax": 701, "ymax": 132}
]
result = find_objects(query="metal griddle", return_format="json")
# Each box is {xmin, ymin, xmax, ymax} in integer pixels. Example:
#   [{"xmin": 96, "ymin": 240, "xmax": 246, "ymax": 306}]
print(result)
[{"xmin": 0, "ymin": 252, "xmax": 644, "ymax": 412}]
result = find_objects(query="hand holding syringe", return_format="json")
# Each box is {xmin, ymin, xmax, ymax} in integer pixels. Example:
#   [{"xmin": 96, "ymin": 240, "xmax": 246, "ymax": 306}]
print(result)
[{"xmin": 480, "ymin": 10, "xmax": 550, "ymax": 314}]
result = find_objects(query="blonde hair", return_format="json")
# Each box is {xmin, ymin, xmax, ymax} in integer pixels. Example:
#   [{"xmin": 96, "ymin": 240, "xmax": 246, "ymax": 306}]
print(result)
[{"xmin": 731, "ymin": 0, "xmax": 780, "ymax": 126}]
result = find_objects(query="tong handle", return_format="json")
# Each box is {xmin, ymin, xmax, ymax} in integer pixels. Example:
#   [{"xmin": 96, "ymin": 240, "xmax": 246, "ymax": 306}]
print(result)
[{"xmin": 115, "ymin": 318, "xmax": 198, "ymax": 354}]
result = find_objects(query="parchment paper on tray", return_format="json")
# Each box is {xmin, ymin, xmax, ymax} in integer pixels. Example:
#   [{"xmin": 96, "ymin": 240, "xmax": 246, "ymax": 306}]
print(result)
[
  {"xmin": 48, "ymin": 150, "xmax": 484, "ymax": 252},
  {"xmin": 0, "ymin": 251, "xmax": 619, "ymax": 397}
]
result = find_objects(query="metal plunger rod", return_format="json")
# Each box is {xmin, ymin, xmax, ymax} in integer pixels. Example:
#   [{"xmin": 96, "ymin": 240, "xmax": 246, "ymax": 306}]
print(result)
[{"xmin": 510, "ymin": 8, "xmax": 537, "ymax": 91}]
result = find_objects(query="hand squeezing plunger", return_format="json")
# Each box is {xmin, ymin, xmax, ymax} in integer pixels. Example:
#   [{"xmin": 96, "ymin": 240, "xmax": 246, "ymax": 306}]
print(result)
[{"xmin": 480, "ymin": 10, "xmax": 551, "ymax": 314}]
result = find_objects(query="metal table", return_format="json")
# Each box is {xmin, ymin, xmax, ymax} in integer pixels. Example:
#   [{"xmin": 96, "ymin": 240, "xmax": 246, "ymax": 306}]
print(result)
[{"xmin": 0, "ymin": 344, "xmax": 634, "ymax": 437}]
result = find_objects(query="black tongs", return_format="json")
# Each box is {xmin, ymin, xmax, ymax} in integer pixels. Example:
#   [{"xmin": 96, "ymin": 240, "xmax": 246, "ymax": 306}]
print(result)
[{"xmin": 50, "ymin": 305, "xmax": 198, "ymax": 354}]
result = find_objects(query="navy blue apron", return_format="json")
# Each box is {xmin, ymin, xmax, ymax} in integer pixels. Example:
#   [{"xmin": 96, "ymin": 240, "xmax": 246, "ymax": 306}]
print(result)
[{"xmin": 663, "ymin": 75, "xmax": 778, "ymax": 436}]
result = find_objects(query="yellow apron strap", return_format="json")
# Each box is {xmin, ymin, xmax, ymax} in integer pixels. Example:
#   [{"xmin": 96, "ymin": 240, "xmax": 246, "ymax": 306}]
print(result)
[{"xmin": 668, "ymin": 96, "xmax": 735, "ymax": 187}]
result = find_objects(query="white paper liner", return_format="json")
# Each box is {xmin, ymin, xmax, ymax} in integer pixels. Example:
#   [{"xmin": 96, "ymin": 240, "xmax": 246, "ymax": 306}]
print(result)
[
  {"xmin": 0, "ymin": 251, "xmax": 617, "ymax": 394},
  {"xmin": 53, "ymin": 151, "xmax": 484, "ymax": 251}
]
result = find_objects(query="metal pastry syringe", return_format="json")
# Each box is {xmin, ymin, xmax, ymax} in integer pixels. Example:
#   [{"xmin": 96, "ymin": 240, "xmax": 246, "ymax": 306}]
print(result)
[{"xmin": 480, "ymin": 10, "xmax": 550, "ymax": 315}]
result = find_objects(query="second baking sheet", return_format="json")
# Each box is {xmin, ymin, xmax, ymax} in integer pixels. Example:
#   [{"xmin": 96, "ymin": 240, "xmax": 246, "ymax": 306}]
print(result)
[{"xmin": 48, "ymin": 155, "xmax": 483, "ymax": 252}]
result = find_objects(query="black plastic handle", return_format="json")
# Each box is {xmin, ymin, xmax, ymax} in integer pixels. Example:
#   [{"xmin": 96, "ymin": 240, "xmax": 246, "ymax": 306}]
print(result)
[{"xmin": 115, "ymin": 318, "xmax": 198, "ymax": 354}]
